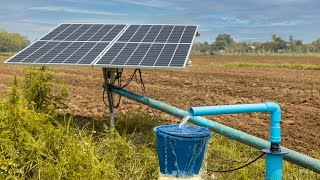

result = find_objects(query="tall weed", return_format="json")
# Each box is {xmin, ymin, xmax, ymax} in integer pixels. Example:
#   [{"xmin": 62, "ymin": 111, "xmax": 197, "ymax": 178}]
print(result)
[{"xmin": 23, "ymin": 67, "xmax": 68, "ymax": 111}]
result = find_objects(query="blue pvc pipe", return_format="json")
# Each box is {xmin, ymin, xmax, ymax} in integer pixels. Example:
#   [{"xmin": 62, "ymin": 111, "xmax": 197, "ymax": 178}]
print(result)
[
  {"xmin": 110, "ymin": 86, "xmax": 320, "ymax": 174},
  {"xmin": 189, "ymin": 103, "xmax": 283, "ymax": 179},
  {"xmin": 266, "ymin": 154, "xmax": 283, "ymax": 179},
  {"xmin": 189, "ymin": 102, "xmax": 281, "ymax": 143}
]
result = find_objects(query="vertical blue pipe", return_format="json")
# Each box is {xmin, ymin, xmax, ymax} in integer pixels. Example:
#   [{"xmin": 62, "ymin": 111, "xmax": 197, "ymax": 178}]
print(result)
[
  {"xmin": 266, "ymin": 154, "xmax": 283, "ymax": 179},
  {"xmin": 267, "ymin": 102, "xmax": 281, "ymax": 143},
  {"xmin": 266, "ymin": 102, "xmax": 283, "ymax": 180},
  {"xmin": 189, "ymin": 102, "xmax": 285, "ymax": 180}
]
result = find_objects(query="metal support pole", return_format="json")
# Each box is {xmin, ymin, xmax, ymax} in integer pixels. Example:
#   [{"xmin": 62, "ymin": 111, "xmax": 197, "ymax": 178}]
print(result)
[{"xmin": 102, "ymin": 68, "xmax": 118, "ymax": 128}]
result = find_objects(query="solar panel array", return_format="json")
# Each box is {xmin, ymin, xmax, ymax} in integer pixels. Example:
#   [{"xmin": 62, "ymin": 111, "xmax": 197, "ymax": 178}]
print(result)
[
  {"xmin": 95, "ymin": 25, "xmax": 196, "ymax": 68},
  {"xmin": 6, "ymin": 24, "xmax": 126, "ymax": 65},
  {"xmin": 5, "ymin": 23, "xmax": 197, "ymax": 69}
]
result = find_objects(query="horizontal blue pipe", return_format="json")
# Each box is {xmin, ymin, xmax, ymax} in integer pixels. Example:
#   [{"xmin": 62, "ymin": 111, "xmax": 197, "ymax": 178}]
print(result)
[
  {"xmin": 189, "ymin": 103, "xmax": 268, "ymax": 116},
  {"xmin": 189, "ymin": 102, "xmax": 281, "ymax": 143},
  {"xmin": 110, "ymin": 86, "xmax": 320, "ymax": 174}
]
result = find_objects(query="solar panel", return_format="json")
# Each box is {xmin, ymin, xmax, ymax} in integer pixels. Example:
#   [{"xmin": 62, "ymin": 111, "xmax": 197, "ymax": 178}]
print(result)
[
  {"xmin": 5, "ymin": 23, "xmax": 197, "ymax": 69},
  {"xmin": 94, "ymin": 24, "xmax": 197, "ymax": 69},
  {"xmin": 5, "ymin": 24, "xmax": 126, "ymax": 66}
]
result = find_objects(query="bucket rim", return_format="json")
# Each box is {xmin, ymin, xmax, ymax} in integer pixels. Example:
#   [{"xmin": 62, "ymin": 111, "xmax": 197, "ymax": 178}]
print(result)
[{"xmin": 154, "ymin": 124, "xmax": 212, "ymax": 141}]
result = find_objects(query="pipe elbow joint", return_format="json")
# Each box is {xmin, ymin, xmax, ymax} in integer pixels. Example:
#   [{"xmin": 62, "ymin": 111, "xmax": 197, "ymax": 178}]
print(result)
[
  {"xmin": 265, "ymin": 102, "xmax": 281, "ymax": 114},
  {"xmin": 265, "ymin": 102, "xmax": 282, "ymax": 143}
]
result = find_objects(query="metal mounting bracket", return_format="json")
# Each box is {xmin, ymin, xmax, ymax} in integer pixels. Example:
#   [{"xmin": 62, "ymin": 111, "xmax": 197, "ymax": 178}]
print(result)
[{"xmin": 102, "ymin": 68, "xmax": 123, "ymax": 128}]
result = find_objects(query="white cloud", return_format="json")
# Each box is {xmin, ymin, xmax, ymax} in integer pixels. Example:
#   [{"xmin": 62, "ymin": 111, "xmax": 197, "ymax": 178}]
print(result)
[
  {"xmin": 115, "ymin": 0, "xmax": 171, "ymax": 8},
  {"xmin": 29, "ymin": 6, "xmax": 126, "ymax": 16}
]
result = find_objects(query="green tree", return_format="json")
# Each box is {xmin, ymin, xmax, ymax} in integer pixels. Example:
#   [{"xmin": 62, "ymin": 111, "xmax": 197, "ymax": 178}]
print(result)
[
  {"xmin": 226, "ymin": 42, "xmax": 250, "ymax": 52},
  {"xmin": 270, "ymin": 34, "xmax": 287, "ymax": 51},
  {"xmin": 213, "ymin": 40, "xmax": 227, "ymax": 50},
  {"xmin": 200, "ymin": 41, "xmax": 210, "ymax": 53},
  {"xmin": 289, "ymin": 35, "xmax": 294, "ymax": 45},
  {"xmin": 213, "ymin": 34, "xmax": 234, "ymax": 50},
  {"xmin": 0, "ymin": 29, "xmax": 30, "ymax": 52},
  {"xmin": 216, "ymin": 34, "xmax": 234, "ymax": 45},
  {"xmin": 312, "ymin": 38, "xmax": 320, "ymax": 51}
]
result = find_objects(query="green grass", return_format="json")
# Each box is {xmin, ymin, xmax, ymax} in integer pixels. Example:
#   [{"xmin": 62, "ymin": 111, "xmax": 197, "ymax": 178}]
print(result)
[
  {"xmin": 0, "ymin": 99, "xmax": 159, "ymax": 179},
  {"xmin": 192, "ymin": 52, "xmax": 320, "ymax": 57},
  {"xmin": 0, "ymin": 52, "xmax": 14, "ymax": 61},
  {"xmin": 1, "ymin": 64, "xmax": 319, "ymax": 179},
  {"xmin": 1, "ymin": 94, "xmax": 319, "ymax": 179},
  {"xmin": 204, "ymin": 133, "xmax": 320, "ymax": 179},
  {"xmin": 0, "ymin": 76, "xmax": 159, "ymax": 179},
  {"xmin": 209, "ymin": 62, "xmax": 320, "ymax": 70}
]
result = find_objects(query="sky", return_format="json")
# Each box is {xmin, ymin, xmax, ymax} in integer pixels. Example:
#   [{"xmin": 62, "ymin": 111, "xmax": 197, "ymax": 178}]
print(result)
[{"xmin": 0, "ymin": 0, "xmax": 319, "ymax": 43}]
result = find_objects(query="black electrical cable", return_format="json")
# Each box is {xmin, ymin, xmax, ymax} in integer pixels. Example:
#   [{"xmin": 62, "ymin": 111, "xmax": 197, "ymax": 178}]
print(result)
[
  {"xmin": 111, "ymin": 72, "xmax": 122, "ymax": 108},
  {"xmin": 112, "ymin": 76, "xmax": 122, "ymax": 108},
  {"xmin": 121, "ymin": 69, "xmax": 137, "ymax": 88},
  {"xmin": 102, "ymin": 87, "xmax": 109, "ymax": 108},
  {"xmin": 208, "ymin": 152, "xmax": 265, "ymax": 173},
  {"xmin": 103, "ymin": 69, "xmax": 139, "ymax": 109},
  {"xmin": 217, "ymin": 151, "xmax": 256, "ymax": 164},
  {"xmin": 102, "ymin": 69, "xmax": 160, "ymax": 122},
  {"xmin": 102, "ymin": 71, "xmax": 122, "ymax": 109},
  {"xmin": 137, "ymin": 69, "xmax": 160, "ymax": 123},
  {"xmin": 111, "ymin": 69, "xmax": 137, "ymax": 108}
]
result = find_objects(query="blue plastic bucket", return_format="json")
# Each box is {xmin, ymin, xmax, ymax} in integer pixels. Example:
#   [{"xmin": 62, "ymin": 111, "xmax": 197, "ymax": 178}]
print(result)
[{"xmin": 154, "ymin": 124, "xmax": 212, "ymax": 177}]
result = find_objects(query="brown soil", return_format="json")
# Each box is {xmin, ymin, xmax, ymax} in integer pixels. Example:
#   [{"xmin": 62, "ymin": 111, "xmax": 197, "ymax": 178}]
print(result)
[{"xmin": 1, "ymin": 55, "xmax": 320, "ymax": 157}]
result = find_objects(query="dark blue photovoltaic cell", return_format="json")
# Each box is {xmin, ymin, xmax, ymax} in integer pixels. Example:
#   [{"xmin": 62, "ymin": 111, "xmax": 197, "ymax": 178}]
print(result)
[
  {"xmin": 35, "ymin": 42, "xmax": 72, "ymax": 63},
  {"xmin": 40, "ymin": 24, "xmax": 71, "ymax": 40},
  {"xmin": 111, "ymin": 43, "xmax": 139, "ymax": 65},
  {"xmin": 22, "ymin": 42, "xmax": 59, "ymax": 63},
  {"xmin": 64, "ymin": 42, "xmax": 96, "ymax": 64},
  {"xmin": 88, "ymin": 25, "xmax": 114, "ymax": 41},
  {"xmin": 154, "ymin": 25, "xmax": 174, "ymax": 43},
  {"xmin": 41, "ymin": 24, "xmax": 125, "ymax": 42},
  {"xmin": 101, "ymin": 25, "xmax": 126, "ymax": 41},
  {"xmin": 49, "ymin": 42, "xmax": 83, "ymax": 63},
  {"xmin": 142, "ymin": 25, "xmax": 162, "ymax": 42},
  {"xmin": 115, "ymin": 25, "xmax": 196, "ymax": 44},
  {"xmin": 96, "ymin": 43, "xmax": 126, "ymax": 64},
  {"xmin": 78, "ymin": 42, "xmax": 109, "ymax": 64},
  {"xmin": 170, "ymin": 44, "xmax": 190, "ymax": 67},
  {"xmin": 140, "ymin": 44, "xmax": 164, "ymax": 66},
  {"xmin": 117, "ymin": 25, "xmax": 140, "ymax": 42},
  {"xmin": 6, "ymin": 41, "xmax": 47, "ymax": 62},
  {"xmin": 64, "ymin": 24, "xmax": 93, "ymax": 41},
  {"xmin": 125, "ymin": 43, "xmax": 151, "ymax": 65},
  {"xmin": 53, "ymin": 24, "xmax": 82, "ymax": 40},
  {"xmin": 77, "ymin": 24, "xmax": 104, "ymax": 41},
  {"xmin": 130, "ymin": 25, "xmax": 151, "ymax": 42},
  {"xmin": 180, "ymin": 26, "xmax": 197, "ymax": 43},
  {"xmin": 154, "ymin": 44, "xmax": 177, "ymax": 66},
  {"xmin": 167, "ymin": 26, "xmax": 185, "ymax": 43}
]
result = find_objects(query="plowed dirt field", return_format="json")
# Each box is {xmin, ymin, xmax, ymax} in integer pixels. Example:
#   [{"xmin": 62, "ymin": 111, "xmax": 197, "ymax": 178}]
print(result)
[{"xmin": 1, "ymin": 55, "xmax": 319, "ymax": 157}]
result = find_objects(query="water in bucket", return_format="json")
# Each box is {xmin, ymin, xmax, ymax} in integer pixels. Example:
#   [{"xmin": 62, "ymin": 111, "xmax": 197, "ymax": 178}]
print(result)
[{"xmin": 154, "ymin": 124, "xmax": 212, "ymax": 178}]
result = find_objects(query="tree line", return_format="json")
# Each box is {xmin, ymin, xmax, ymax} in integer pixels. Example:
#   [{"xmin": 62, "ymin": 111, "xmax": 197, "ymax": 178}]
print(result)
[
  {"xmin": 192, "ymin": 33, "xmax": 320, "ymax": 54},
  {"xmin": 0, "ymin": 28, "xmax": 30, "ymax": 52},
  {"xmin": 2, "ymin": 27, "xmax": 320, "ymax": 55}
]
